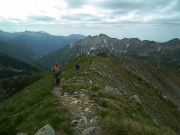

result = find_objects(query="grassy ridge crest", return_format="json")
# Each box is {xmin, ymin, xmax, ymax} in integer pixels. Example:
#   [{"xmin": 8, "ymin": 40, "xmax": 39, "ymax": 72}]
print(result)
[{"xmin": 0, "ymin": 53, "xmax": 179, "ymax": 134}]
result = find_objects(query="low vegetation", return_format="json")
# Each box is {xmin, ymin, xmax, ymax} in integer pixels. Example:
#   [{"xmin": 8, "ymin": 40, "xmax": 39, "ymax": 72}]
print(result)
[
  {"xmin": 0, "ymin": 53, "xmax": 179, "ymax": 135},
  {"xmin": 0, "ymin": 75, "xmax": 44, "ymax": 101},
  {"xmin": 0, "ymin": 73, "xmax": 73, "ymax": 134},
  {"xmin": 94, "ymin": 90, "xmax": 177, "ymax": 135}
]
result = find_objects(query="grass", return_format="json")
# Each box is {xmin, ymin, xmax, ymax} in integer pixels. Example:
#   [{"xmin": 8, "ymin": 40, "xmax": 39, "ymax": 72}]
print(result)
[
  {"xmin": 0, "ymin": 54, "xmax": 93, "ymax": 135},
  {"xmin": 102, "ymin": 116, "xmax": 175, "ymax": 135},
  {"xmin": 94, "ymin": 90, "xmax": 177, "ymax": 135},
  {"xmin": 0, "ymin": 73, "xmax": 73, "ymax": 135},
  {"xmin": 0, "ymin": 53, "xmax": 179, "ymax": 135},
  {"xmin": 62, "ymin": 82, "xmax": 90, "ymax": 94},
  {"xmin": 86, "ymin": 53, "xmax": 179, "ymax": 134}
]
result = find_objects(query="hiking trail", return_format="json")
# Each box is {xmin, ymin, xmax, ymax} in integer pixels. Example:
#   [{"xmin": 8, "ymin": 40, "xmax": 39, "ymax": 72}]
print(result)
[{"xmin": 52, "ymin": 78, "xmax": 102, "ymax": 135}]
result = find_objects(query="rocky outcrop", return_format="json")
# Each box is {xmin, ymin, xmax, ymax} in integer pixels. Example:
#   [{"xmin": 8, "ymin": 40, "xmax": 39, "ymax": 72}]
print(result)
[
  {"xmin": 34, "ymin": 124, "xmax": 55, "ymax": 135},
  {"xmin": 17, "ymin": 124, "xmax": 55, "ymax": 135}
]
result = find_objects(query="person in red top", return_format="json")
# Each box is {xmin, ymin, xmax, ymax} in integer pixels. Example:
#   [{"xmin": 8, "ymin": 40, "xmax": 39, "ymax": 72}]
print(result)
[{"xmin": 51, "ymin": 61, "xmax": 62, "ymax": 87}]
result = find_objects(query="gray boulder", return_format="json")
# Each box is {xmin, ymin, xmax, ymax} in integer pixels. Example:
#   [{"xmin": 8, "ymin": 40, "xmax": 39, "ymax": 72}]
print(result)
[
  {"xmin": 81, "ymin": 127, "xmax": 96, "ymax": 135},
  {"xmin": 133, "ymin": 95, "xmax": 142, "ymax": 104},
  {"xmin": 34, "ymin": 124, "xmax": 55, "ymax": 135},
  {"xmin": 105, "ymin": 86, "xmax": 122, "ymax": 96}
]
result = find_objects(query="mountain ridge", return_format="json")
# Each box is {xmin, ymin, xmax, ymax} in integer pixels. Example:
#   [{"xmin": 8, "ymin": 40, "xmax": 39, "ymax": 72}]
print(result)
[
  {"xmin": 0, "ymin": 30, "xmax": 86, "ymax": 57},
  {"xmin": 37, "ymin": 34, "xmax": 180, "ymax": 69},
  {"xmin": 0, "ymin": 53, "xmax": 180, "ymax": 134}
]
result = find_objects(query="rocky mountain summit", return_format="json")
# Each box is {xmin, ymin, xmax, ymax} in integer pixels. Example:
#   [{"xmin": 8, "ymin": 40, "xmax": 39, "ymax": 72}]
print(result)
[
  {"xmin": 37, "ymin": 34, "xmax": 180, "ymax": 70},
  {"xmin": 70, "ymin": 34, "xmax": 180, "ymax": 67},
  {"xmin": 71, "ymin": 34, "xmax": 179, "ymax": 56},
  {"xmin": 70, "ymin": 34, "xmax": 143, "ymax": 55}
]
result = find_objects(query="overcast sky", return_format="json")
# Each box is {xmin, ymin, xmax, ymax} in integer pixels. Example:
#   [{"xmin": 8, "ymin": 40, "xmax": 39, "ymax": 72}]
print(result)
[{"xmin": 0, "ymin": 0, "xmax": 180, "ymax": 42}]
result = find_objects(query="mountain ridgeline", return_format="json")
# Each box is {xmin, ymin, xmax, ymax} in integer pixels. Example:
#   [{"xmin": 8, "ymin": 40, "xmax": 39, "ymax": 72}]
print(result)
[
  {"xmin": 0, "ymin": 30, "xmax": 86, "ymax": 62},
  {"xmin": 0, "ymin": 53, "xmax": 180, "ymax": 134},
  {"xmin": 37, "ymin": 34, "xmax": 180, "ymax": 69}
]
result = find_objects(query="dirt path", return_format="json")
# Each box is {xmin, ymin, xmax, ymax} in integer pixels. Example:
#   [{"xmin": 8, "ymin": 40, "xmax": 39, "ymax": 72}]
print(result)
[{"xmin": 52, "ymin": 85, "xmax": 101, "ymax": 135}]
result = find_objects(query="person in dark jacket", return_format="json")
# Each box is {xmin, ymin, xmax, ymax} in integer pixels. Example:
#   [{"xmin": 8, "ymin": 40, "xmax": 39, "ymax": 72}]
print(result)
[{"xmin": 76, "ymin": 63, "xmax": 80, "ymax": 74}]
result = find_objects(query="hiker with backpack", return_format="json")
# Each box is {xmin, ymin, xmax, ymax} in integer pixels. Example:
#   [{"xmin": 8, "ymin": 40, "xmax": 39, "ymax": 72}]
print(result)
[{"xmin": 51, "ymin": 61, "xmax": 62, "ymax": 87}]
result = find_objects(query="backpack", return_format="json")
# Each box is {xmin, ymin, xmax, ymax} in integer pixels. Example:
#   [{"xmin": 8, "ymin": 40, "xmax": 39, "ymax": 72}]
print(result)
[{"xmin": 53, "ymin": 65, "xmax": 62, "ymax": 74}]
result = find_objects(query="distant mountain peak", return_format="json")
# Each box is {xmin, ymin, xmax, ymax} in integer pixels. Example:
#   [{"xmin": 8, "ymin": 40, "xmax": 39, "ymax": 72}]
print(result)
[
  {"xmin": 38, "ymin": 31, "xmax": 47, "ymax": 33},
  {"xmin": 99, "ymin": 33, "xmax": 108, "ymax": 37},
  {"xmin": 165, "ymin": 38, "xmax": 180, "ymax": 44}
]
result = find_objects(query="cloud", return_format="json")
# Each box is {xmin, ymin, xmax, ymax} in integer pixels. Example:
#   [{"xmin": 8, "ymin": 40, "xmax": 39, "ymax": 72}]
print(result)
[
  {"xmin": 60, "ymin": 13, "xmax": 101, "ymax": 22},
  {"xmin": 27, "ymin": 15, "xmax": 56, "ymax": 22},
  {"xmin": 63, "ymin": 0, "xmax": 88, "ymax": 8},
  {"xmin": 56, "ymin": 0, "xmax": 180, "ymax": 30},
  {"xmin": 0, "ymin": 0, "xmax": 180, "ymax": 41}
]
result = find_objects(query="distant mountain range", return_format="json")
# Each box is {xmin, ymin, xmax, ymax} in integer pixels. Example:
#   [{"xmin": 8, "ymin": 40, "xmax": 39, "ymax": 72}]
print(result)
[
  {"xmin": 1, "ymin": 30, "xmax": 180, "ymax": 69},
  {"xmin": 0, "ymin": 30, "xmax": 86, "ymax": 61},
  {"xmin": 37, "ymin": 34, "xmax": 180, "ymax": 69}
]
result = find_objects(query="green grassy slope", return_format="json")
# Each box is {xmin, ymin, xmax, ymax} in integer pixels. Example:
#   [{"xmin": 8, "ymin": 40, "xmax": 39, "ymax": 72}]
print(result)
[
  {"xmin": 0, "ymin": 73, "xmax": 73, "ymax": 134},
  {"xmin": 90, "ymin": 53, "xmax": 180, "ymax": 134},
  {"xmin": 0, "ymin": 40, "xmax": 38, "ymax": 62},
  {"xmin": 0, "ymin": 53, "xmax": 179, "ymax": 135},
  {"xmin": 0, "ymin": 52, "xmax": 48, "ymax": 79}
]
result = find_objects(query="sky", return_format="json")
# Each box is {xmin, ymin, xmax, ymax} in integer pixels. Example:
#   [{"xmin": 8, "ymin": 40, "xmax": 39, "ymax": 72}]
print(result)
[{"xmin": 0, "ymin": 0, "xmax": 180, "ymax": 42}]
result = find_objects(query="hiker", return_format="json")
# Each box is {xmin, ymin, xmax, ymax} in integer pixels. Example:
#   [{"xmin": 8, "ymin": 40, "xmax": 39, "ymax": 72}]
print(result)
[
  {"xmin": 51, "ymin": 61, "xmax": 62, "ymax": 87},
  {"xmin": 75, "ymin": 63, "xmax": 80, "ymax": 74}
]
